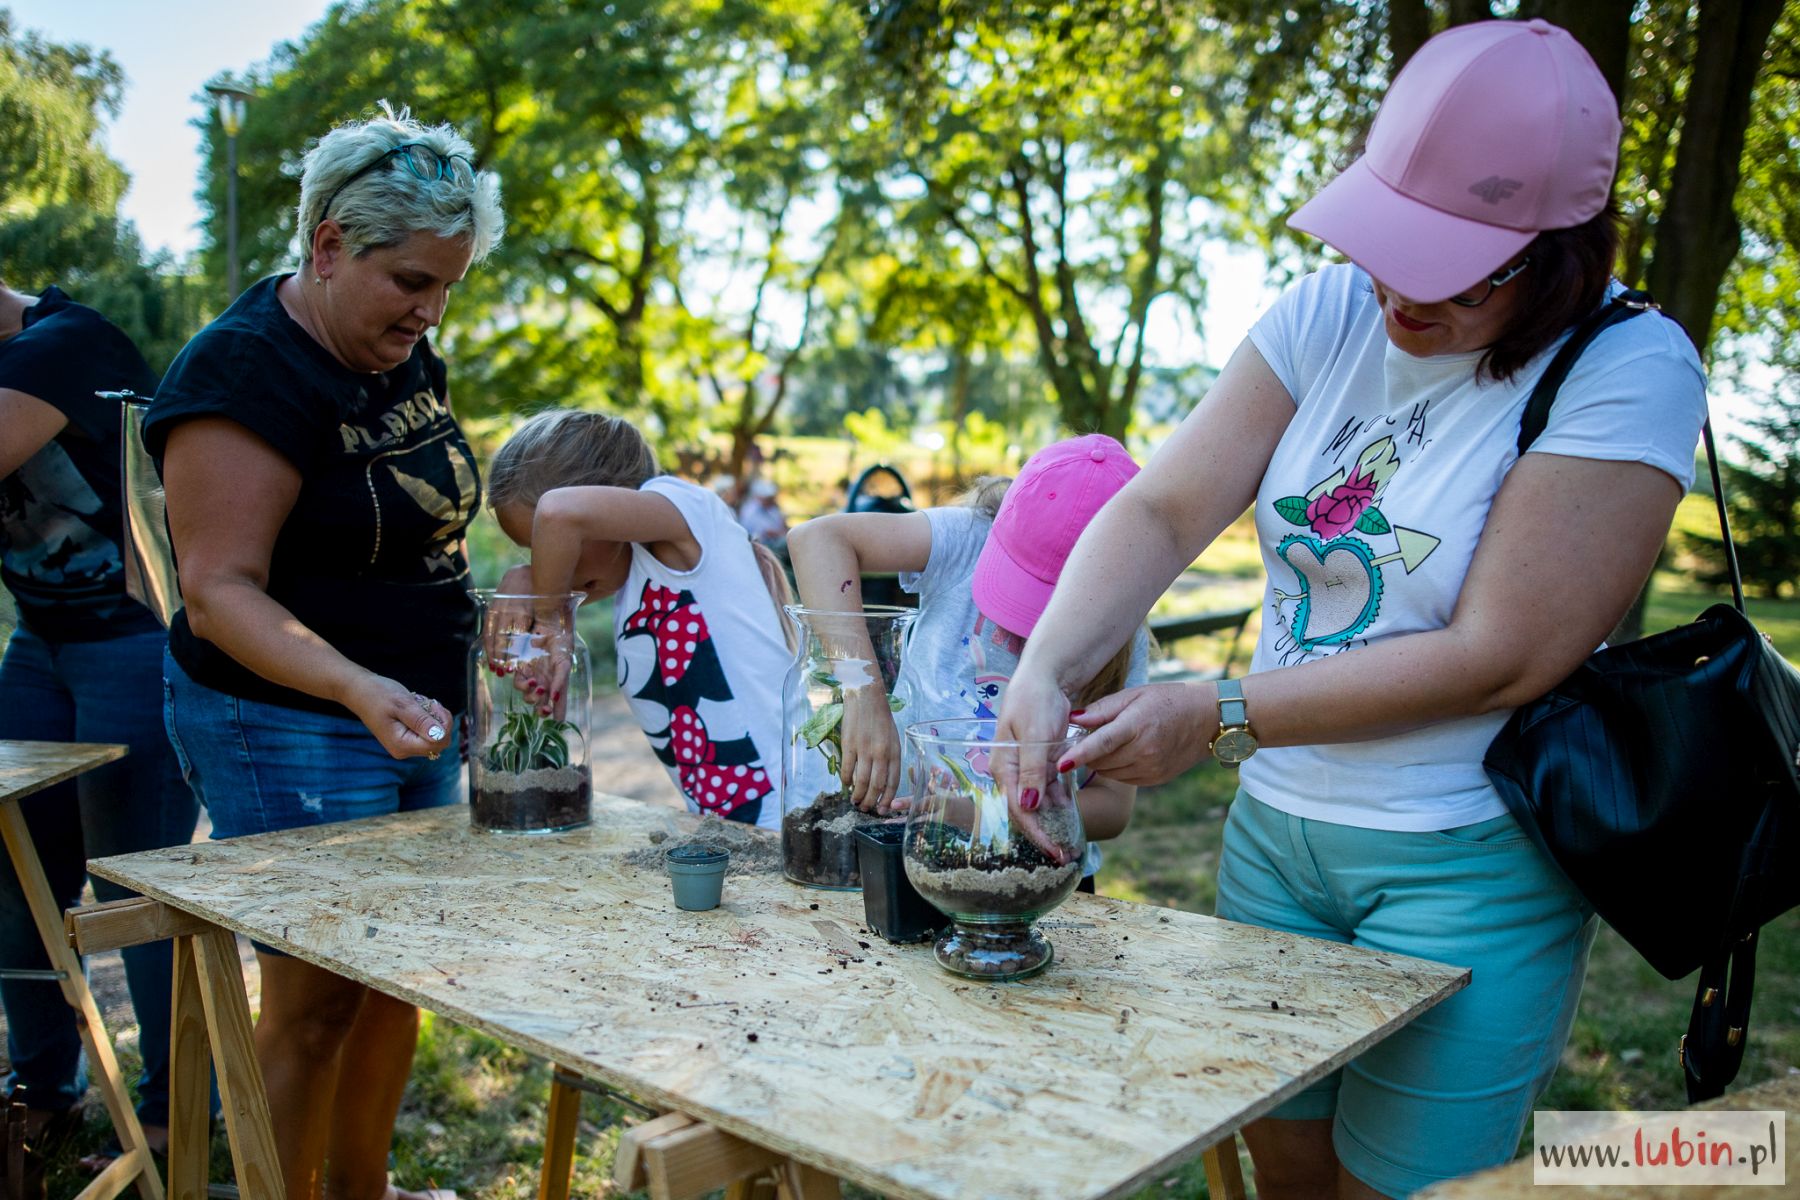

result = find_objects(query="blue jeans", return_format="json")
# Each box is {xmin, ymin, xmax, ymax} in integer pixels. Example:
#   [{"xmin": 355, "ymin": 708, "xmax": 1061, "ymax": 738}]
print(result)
[
  {"xmin": 163, "ymin": 647, "xmax": 461, "ymax": 845},
  {"xmin": 0, "ymin": 625, "xmax": 199, "ymax": 1125}
]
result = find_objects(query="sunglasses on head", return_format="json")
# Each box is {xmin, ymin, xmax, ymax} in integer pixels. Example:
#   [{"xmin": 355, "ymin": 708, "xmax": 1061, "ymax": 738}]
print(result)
[{"xmin": 318, "ymin": 142, "xmax": 474, "ymax": 226}]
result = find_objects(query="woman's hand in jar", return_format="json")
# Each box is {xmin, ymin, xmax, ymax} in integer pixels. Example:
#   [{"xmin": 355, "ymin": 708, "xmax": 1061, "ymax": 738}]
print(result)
[
  {"xmin": 346, "ymin": 673, "xmax": 452, "ymax": 761},
  {"xmin": 1010, "ymin": 772, "xmax": 1077, "ymax": 865},
  {"xmin": 991, "ymin": 665, "xmax": 1074, "ymax": 818},
  {"xmin": 840, "ymin": 683, "xmax": 904, "ymax": 813}
]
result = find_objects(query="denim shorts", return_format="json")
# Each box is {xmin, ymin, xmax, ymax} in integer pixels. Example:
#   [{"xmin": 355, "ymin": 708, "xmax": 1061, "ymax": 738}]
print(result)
[
  {"xmin": 163, "ymin": 650, "xmax": 462, "ymax": 950},
  {"xmin": 1215, "ymin": 788, "xmax": 1597, "ymax": 1199}
]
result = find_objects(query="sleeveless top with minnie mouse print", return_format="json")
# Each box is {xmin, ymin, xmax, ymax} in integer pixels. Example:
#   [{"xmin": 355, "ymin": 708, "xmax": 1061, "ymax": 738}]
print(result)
[{"xmin": 614, "ymin": 475, "xmax": 790, "ymax": 829}]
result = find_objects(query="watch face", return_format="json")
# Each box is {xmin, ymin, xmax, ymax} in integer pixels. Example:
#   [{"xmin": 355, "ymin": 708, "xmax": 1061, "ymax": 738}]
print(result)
[{"xmin": 1213, "ymin": 728, "xmax": 1258, "ymax": 765}]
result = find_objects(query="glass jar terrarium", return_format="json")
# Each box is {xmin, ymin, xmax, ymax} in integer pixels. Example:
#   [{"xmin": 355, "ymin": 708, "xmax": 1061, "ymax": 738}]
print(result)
[
  {"xmin": 468, "ymin": 590, "xmax": 592, "ymax": 833},
  {"xmin": 902, "ymin": 718, "xmax": 1086, "ymax": 980},
  {"xmin": 781, "ymin": 605, "xmax": 917, "ymax": 889}
]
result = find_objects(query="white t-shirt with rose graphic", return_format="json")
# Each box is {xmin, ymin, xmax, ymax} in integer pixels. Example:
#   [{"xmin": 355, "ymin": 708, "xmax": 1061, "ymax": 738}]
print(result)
[{"xmin": 1240, "ymin": 264, "xmax": 1706, "ymax": 831}]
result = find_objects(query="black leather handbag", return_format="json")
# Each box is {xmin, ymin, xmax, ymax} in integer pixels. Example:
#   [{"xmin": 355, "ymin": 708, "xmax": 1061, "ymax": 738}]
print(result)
[{"xmin": 1484, "ymin": 291, "xmax": 1800, "ymax": 1102}]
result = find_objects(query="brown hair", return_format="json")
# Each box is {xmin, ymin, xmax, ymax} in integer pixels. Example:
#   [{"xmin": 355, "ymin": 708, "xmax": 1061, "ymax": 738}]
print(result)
[
  {"xmin": 488, "ymin": 408, "xmax": 795, "ymax": 645},
  {"xmin": 959, "ymin": 474, "xmax": 1135, "ymax": 706},
  {"xmin": 1479, "ymin": 199, "xmax": 1623, "ymax": 383},
  {"xmin": 487, "ymin": 409, "xmax": 660, "ymax": 510}
]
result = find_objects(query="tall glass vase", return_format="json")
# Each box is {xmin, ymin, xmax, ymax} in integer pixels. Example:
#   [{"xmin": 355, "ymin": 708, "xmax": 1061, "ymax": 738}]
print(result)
[
  {"xmin": 468, "ymin": 590, "xmax": 592, "ymax": 833},
  {"xmin": 781, "ymin": 605, "xmax": 916, "ymax": 889},
  {"xmin": 902, "ymin": 718, "xmax": 1086, "ymax": 980}
]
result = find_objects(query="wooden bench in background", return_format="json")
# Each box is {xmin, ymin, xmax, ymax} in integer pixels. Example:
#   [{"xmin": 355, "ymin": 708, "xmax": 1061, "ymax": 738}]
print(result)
[{"xmin": 1147, "ymin": 605, "xmax": 1256, "ymax": 682}]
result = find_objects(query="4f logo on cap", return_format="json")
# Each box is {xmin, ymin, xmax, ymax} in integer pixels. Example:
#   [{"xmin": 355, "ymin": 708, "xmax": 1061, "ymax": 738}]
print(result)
[
  {"xmin": 1468, "ymin": 175, "xmax": 1524, "ymax": 204},
  {"xmin": 1461, "ymin": 176, "xmax": 1519, "ymax": 204}
]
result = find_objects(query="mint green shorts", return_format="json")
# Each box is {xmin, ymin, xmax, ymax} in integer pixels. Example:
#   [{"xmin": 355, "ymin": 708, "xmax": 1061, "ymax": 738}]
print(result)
[{"xmin": 1215, "ymin": 789, "xmax": 1597, "ymax": 1199}]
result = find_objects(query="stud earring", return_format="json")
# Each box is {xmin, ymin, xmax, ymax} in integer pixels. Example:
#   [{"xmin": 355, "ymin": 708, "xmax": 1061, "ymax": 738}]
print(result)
[{"xmin": 314, "ymin": 275, "xmax": 324, "ymax": 285}]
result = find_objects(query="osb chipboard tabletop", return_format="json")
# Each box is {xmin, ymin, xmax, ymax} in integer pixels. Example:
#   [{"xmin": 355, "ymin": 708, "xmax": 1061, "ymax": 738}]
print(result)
[
  {"xmin": 1418, "ymin": 1075, "xmax": 1800, "ymax": 1198},
  {"xmin": 0, "ymin": 740, "xmax": 126, "ymax": 805},
  {"xmin": 91, "ymin": 795, "xmax": 1469, "ymax": 1200}
]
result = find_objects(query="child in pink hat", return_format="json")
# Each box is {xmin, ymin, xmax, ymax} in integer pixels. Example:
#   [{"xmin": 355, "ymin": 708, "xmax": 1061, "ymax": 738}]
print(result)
[{"xmin": 786, "ymin": 433, "xmax": 1147, "ymax": 889}]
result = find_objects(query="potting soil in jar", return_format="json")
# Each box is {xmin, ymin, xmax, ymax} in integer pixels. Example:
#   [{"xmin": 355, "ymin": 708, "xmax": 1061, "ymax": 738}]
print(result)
[
  {"xmin": 782, "ymin": 789, "xmax": 872, "ymax": 886},
  {"xmin": 470, "ymin": 762, "xmax": 592, "ymax": 832},
  {"xmin": 903, "ymin": 821, "xmax": 1082, "ymax": 919}
]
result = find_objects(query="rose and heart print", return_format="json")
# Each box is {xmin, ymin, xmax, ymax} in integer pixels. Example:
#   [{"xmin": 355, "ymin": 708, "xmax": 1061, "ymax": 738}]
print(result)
[{"xmin": 1272, "ymin": 435, "xmax": 1441, "ymax": 653}]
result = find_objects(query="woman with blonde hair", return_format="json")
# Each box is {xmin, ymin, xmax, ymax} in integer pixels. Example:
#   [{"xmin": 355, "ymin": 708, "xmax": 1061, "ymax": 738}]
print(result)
[{"xmin": 147, "ymin": 105, "xmax": 501, "ymax": 1200}]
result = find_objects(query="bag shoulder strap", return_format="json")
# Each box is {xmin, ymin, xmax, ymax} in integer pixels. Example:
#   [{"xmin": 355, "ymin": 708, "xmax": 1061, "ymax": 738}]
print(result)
[
  {"xmin": 1513, "ymin": 288, "xmax": 1746, "ymax": 613},
  {"xmin": 1515, "ymin": 288, "xmax": 1657, "ymax": 455}
]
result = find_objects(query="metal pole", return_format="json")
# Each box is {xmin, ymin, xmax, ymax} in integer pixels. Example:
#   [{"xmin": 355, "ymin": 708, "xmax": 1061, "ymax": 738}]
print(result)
[{"xmin": 225, "ymin": 132, "xmax": 240, "ymax": 300}]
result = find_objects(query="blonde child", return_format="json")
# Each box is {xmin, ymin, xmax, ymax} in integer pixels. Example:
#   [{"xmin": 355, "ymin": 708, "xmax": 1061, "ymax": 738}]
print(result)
[
  {"xmin": 787, "ymin": 434, "xmax": 1147, "ymax": 887},
  {"xmin": 487, "ymin": 410, "xmax": 793, "ymax": 829}
]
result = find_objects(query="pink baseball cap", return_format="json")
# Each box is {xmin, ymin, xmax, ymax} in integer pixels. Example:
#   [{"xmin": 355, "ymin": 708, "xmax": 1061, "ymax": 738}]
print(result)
[
  {"xmin": 972, "ymin": 434, "xmax": 1140, "ymax": 637},
  {"xmin": 1290, "ymin": 19, "xmax": 1621, "ymax": 303}
]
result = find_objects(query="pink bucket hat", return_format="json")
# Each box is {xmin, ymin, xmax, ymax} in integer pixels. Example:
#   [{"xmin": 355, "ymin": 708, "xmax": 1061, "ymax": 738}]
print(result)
[
  {"xmin": 972, "ymin": 434, "xmax": 1140, "ymax": 638},
  {"xmin": 1290, "ymin": 18, "xmax": 1621, "ymax": 303}
]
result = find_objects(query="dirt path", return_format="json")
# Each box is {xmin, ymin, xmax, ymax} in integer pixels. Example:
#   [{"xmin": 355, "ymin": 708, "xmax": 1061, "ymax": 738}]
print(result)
[{"xmin": 0, "ymin": 691, "xmax": 684, "ymax": 1084}]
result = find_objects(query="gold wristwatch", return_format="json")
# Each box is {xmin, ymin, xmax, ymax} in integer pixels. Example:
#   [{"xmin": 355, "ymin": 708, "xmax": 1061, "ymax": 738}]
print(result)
[{"xmin": 1209, "ymin": 678, "xmax": 1259, "ymax": 768}]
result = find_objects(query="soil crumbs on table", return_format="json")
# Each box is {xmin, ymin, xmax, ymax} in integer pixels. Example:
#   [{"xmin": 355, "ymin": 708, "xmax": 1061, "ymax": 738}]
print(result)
[{"xmin": 622, "ymin": 815, "xmax": 783, "ymax": 875}]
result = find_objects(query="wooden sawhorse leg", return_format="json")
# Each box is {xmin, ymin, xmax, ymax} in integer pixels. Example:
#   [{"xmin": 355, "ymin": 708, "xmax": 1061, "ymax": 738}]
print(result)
[
  {"xmin": 535, "ymin": 1074, "xmax": 582, "ymax": 1200},
  {"xmin": 67, "ymin": 898, "xmax": 286, "ymax": 1200},
  {"xmin": 1202, "ymin": 1133, "xmax": 1247, "ymax": 1200},
  {"xmin": 0, "ymin": 804, "xmax": 162, "ymax": 1200},
  {"xmin": 591, "ymin": 1106, "xmax": 840, "ymax": 1200}
]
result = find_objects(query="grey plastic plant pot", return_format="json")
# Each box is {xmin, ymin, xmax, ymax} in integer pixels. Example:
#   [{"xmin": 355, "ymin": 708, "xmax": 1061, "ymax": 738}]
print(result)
[
  {"xmin": 855, "ymin": 823, "xmax": 945, "ymax": 944},
  {"xmin": 666, "ymin": 845, "xmax": 729, "ymax": 911}
]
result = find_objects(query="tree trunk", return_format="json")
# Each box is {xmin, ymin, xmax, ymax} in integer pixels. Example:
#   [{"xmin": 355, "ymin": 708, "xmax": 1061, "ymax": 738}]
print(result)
[
  {"xmin": 1643, "ymin": 0, "xmax": 1782, "ymax": 353},
  {"xmin": 1539, "ymin": 0, "xmax": 1635, "ymax": 102},
  {"xmin": 1387, "ymin": 1, "xmax": 1432, "ymax": 74},
  {"xmin": 1445, "ymin": 1, "xmax": 1494, "ymax": 31},
  {"xmin": 949, "ymin": 343, "xmax": 970, "ymax": 483},
  {"xmin": 1611, "ymin": 0, "xmax": 1779, "ymax": 644}
]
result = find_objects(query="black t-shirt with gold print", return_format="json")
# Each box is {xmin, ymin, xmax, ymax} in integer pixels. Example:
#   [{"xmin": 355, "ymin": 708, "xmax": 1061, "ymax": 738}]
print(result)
[{"xmin": 145, "ymin": 275, "xmax": 479, "ymax": 717}]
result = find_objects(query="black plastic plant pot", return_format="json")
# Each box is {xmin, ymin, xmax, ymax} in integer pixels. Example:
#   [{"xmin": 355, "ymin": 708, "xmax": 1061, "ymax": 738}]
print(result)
[
  {"xmin": 855, "ymin": 823, "xmax": 945, "ymax": 944},
  {"xmin": 666, "ymin": 844, "xmax": 729, "ymax": 911}
]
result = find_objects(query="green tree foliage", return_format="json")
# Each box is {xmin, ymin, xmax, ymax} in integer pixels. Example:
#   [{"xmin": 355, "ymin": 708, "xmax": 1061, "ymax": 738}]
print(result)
[
  {"xmin": 200, "ymin": 0, "xmax": 872, "ymax": 482},
  {"xmin": 0, "ymin": 11, "xmax": 207, "ymax": 375},
  {"xmin": 191, "ymin": 0, "xmax": 1796, "ymax": 484},
  {"xmin": 0, "ymin": 7, "xmax": 126, "ymax": 215},
  {"xmin": 864, "ymin": 0, "xmax": 1217, "ymax": 439},
  {"xmin": 1684, "ymin": 392, "xmax": 1800, "ymax": 598},
  {"xmin": 0, "ymin": 209, "xmax": 209, "ymax": 374}
]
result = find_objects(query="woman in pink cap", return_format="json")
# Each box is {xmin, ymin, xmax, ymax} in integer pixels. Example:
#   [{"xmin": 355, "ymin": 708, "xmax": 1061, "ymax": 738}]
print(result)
[
  {"xmin": 787, "ymin": 434, "xmax": 1149, "ymax": 889},
  {"xmin": 998, "ymin": 20, "xmax": 1707, "ymax": 1200}
]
